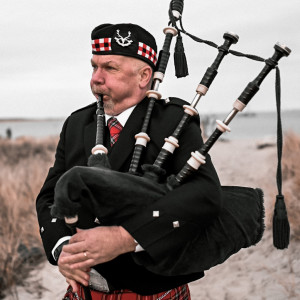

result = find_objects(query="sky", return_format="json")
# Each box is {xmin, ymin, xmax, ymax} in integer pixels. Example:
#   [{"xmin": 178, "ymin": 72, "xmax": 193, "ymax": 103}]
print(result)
[{"xmin": 1, "ymin": 0, "xmax": 300, "ymax": 119}]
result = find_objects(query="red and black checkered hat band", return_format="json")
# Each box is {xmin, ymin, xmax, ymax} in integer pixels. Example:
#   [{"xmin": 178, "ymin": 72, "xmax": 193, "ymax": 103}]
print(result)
[
  {"xmin": 92, "ymin": 38, "xmax": 112, "ymax": 52},
  {"xmin": 91, "ymin": 23, "xmax": 157, "ymax": 69},
  {"xmin": 91, "ymin": 39, "xmax": 157, "ymax": 67},
  {"xmin": 137, "ymin": 42, "xmax": 157, "ymax": 66}
]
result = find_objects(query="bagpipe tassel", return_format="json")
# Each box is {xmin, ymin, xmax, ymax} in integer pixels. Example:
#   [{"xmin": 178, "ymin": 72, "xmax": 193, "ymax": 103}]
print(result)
[
  {"xmin": 272, "ymin": 66, "xmax": 290, "ymax": 249},
  {"xmin": 273, "ymin": 194, "xmax": 290, "ymax": 249},
  {"xmin": 174, "ymin": 33, "xmax": 189, "ymax": 78}
]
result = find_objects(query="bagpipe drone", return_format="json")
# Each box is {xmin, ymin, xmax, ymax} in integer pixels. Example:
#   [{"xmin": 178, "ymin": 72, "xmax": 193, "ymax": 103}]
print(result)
[{"xmin": 51, "ymin": 0, "xmax": 291, "ymax": 278}]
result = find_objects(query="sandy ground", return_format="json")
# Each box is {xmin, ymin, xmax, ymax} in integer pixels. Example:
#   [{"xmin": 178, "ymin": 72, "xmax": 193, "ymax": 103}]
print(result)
[{"xmin": 4, "ymin": 138, "xmax": 300, "ymax": 299}]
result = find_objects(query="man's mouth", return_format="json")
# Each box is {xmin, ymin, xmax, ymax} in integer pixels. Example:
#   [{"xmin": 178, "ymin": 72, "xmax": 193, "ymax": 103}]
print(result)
[{"xmin": 94, "ymin": 92, "xmax": 108, "ymax": 101}]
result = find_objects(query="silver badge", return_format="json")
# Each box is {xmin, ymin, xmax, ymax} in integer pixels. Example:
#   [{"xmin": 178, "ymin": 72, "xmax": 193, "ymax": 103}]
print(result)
[{"xmin": 114, "ymin": 30, "xmax": 133, "ymax": 47}]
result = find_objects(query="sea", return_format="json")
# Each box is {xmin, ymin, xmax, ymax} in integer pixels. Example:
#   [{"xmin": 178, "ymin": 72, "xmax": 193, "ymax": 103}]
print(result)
[{"xmin": 0, "ymin": 110, "xmax": 299, "ymax": 140}]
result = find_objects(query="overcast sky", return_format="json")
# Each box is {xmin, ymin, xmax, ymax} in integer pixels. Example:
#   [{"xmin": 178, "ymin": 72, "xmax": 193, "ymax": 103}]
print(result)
[{"xmin": 1, "ymin": 0, "xmax": 300, "ymax": 118}]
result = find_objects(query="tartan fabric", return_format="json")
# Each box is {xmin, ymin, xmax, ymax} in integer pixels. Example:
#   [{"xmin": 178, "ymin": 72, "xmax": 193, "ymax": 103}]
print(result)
[
  {"xmin": 137, "ymin": 42, "xmax": 157, "ymax": 66},
  {"xmin": 92, "ymin": 38, "xmax": 112, "ymax": 52},
  {"xmin": 107, "ymin": 117, "xmax": 123, "ymax": 146},
  {"xmin": 91, "ymin": 38, "xmax": 157, "ymax": 67},
  {"xmin": 63, "ymin": 284, "xmax": 191, "ymax": 300}
]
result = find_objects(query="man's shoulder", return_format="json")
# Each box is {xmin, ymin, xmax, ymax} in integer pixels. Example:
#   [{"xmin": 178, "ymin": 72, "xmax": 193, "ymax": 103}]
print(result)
[
  {"xmin": 160, "ymin": 97, "xmax": 189, "ymax": 109},
  {"xmin": 156, "ymin": 97, "xmax": 195, "ymax": 116},
  {"xmin": 70, "ymin": 102, "xmax": 97, "ymax": 116},
  {"xmin": 155, "ymin": 96, "xmax": 200, "ymax": 125}
]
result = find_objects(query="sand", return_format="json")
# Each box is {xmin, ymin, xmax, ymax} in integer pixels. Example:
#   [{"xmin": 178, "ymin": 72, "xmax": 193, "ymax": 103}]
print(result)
[{"xmin": 4, "ymin": 138, "xmax": 300, "ymax": 299}]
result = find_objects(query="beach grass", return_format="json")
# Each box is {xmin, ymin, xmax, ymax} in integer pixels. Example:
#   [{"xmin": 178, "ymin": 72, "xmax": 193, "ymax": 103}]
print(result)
[
  {"xmin": 0, "ymin": 132, "xmax": 299, "ymax": 298},
  {"xmin": 0, "ymin": 136, "xmax": 58, "ymax": 297}
]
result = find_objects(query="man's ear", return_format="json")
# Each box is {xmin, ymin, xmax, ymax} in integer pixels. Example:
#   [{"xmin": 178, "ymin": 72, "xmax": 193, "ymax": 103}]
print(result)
[{"xmin": 139, "ymin": 65, "xmax": 153, "ymax": 89}]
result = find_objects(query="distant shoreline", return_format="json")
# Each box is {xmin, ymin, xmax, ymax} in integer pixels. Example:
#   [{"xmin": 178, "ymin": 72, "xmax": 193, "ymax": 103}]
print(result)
[
  {"xmin": 0, "ymin": 118, "xmax": 65, "ymax": 123},
  {"xmin": 0, "ymin": 110, "xmax": 299, "ymax": 140},
  {"xmin": 0, "ymin": 109, "xmax": 298, "ymax": 123}
]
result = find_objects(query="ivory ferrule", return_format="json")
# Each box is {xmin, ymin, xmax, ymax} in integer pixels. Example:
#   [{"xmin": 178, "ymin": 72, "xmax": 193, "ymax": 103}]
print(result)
[
  {"xmin": 135, "ymin": 132, "xmax": 150, "ymax": 147},
  {"xmin": 153, "ymin": 72, "xmax": 165, "ymax": 83},
  {"xmin": 146, "ymin": 90, "xmax": 162, "ymax": 100},
  {"xmin": 233, "ymin": 99, "xmax": 246, "ymax": 112},
  {"xmin": 183, "ymin": 105, "xmax": 198, "ymax": 116},
  {"xmin": 216, "ymin": 120, "xmax": 231, "ymax": 132},
  {"xmin": 162, "ymin": 136, "xmax": 179, "ymax": 153},
  {"xmin": 163, "ymin": 26, "xmax": 178, "ymax": 36},
  {"xmin": 187, "ymin": 151, "xmax": 206, "ymax": 170},
  {"xmin": 65, "ymin": 215, "xmax": 78, "ymax": 225},
  {"xmin": 196, "ymin": 84, "xmax": 209, "ymax": 96},
  {"xmin": 91, "ymin": 145, "xmax": 108, "ymax": 155}
]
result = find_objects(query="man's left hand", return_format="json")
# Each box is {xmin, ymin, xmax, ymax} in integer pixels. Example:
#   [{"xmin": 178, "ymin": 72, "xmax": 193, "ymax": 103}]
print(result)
[{"xmin": 60, "ymin": 226, "xmax": 136, "ymax": 269}]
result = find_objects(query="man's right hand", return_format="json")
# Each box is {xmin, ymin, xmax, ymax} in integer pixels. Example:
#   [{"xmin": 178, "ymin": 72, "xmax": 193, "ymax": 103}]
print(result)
[{"xmin": 58, "ymin": 247, "xmax": 91, "ymax": 293}]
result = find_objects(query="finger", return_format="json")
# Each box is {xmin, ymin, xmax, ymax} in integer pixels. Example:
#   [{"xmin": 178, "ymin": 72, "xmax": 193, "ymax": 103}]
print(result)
[
  {"xmin": 60, "ymin": 251, "xmax": 90, "ymax": 265},
  {"xmin": 59, "ymin": 257, "xmax": 91, "ymax": 280},
  {"xmin": 69, "ymin": 230, "xmax": 87, "ymax": 243},
  {"xmin": 63, "ymin": 268, "xmax": 90, "ymax": 286},
  {"xmin": 70, "ymin": 259, "xmax": 95, "ymax": 270},
  {"xmin": 63, "ymin": 241, "xmax": 86, "ymax": 254},
  {"xmin": 67, "ymin": 279, "xmax": 79, "ymax": 293}
]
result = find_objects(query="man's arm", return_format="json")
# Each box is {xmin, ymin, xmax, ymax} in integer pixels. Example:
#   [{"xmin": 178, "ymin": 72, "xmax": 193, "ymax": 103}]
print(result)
[{"xmin": 36, "ymin": 117, "xmax": 72, "ymax": 265}]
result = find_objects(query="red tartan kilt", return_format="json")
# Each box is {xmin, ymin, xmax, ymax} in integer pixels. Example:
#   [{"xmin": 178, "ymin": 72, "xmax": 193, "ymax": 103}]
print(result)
[{"xmin": 63, "ymin": 284, "xmax": 191, "ymax": 300}]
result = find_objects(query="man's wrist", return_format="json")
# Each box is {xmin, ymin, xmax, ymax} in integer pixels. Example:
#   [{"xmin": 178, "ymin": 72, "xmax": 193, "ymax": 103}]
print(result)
[{"xmin": 118, "ymin": 226, "xmax": 142, "ymax": 253}]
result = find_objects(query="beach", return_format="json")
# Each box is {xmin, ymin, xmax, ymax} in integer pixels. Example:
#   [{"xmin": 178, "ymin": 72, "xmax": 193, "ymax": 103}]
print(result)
[{"xmin": 3, "ymin": 137, "xmax": 300, "ymax": 300}]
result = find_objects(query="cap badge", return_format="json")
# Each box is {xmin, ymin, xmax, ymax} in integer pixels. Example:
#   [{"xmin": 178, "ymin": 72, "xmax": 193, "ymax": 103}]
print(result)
[{"xmin": 114, "ymin": 29, "xmax": 133, "ymax": 47}]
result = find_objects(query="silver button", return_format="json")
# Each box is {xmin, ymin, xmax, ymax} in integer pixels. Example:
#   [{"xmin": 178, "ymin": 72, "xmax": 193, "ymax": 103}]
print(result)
[
  {"xmin": 41, "ymin": 227, "xmax": 44, "ymax": 233},
  {"xmin": 153, "ymin": 211, "xmax": 160, "ymax": 217},
  {"xmin": 173, "ymin": 221, "xmax": 180, "ymax": 228}
]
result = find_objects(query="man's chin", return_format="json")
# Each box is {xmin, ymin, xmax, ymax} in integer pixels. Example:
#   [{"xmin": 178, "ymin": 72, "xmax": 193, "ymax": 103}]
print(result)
[{"xmin": 103, "ymin": 102, "xmax": 115, "ymax": 115}]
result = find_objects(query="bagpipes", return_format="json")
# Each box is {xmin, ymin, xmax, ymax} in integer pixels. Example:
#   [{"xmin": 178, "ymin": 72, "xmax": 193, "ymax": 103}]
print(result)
[{"xmin": 51, "ymin": 0, "xmax": 291, "ymax": 278}]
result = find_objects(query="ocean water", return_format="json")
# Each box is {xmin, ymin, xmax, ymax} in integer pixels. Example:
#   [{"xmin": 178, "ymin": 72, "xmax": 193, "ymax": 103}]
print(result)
[
  {"xmin": 0, "ymin": 119, "xmax": 65, "ymax": 140},
  {"xmin": 202, "ymin": 110, "xmax": 300, "ymax": 140},
  {"xmin": 0, "ymin": 110, "xmax": 299, "ymax": 140}
]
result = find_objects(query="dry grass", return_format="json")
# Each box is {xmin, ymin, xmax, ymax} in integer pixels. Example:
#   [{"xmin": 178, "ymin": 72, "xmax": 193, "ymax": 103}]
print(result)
[
  {"xmin": 281, "ymin": 131, "xmax": 300, "ymax": 241},
  {"xmin": 0, "ymin": 136, "xmax": 57, "ymax": 298}
]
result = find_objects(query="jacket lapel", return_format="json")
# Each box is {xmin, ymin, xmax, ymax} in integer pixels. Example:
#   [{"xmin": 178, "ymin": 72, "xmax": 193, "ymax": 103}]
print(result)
[
  {"xmin": 84, "ymin": 115, "xmax": 97, "ymax": 159},
  {"xmin": 108, "ymin": 98, "xmax": 149, "ymax": 171}
]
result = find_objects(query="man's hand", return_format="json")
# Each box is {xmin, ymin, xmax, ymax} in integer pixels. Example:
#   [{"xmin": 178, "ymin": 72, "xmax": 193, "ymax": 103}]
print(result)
[
  {"xmin": 58, "ymin": 248, "xmax": 91, "ymax": 293},
  {"xmin": 59, "ymin": 226, "xmax": 136, "ymax": 271}
]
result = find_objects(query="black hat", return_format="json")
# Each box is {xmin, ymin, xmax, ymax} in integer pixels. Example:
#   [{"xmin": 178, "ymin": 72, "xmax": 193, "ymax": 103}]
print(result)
[{"xmin": 91, "ymin": 23, "xmax": 158, "ymax": 69}]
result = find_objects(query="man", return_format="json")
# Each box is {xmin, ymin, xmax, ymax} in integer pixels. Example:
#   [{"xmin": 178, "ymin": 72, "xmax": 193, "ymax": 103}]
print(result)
[{"xmin": 36, "ymin": 23, "xmax": 222, "ymax": 299}]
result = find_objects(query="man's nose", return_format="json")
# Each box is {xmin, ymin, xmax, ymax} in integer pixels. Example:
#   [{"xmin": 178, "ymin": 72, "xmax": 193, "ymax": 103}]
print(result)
[{"xmin": 91, "ymin": 68, "xmax": 104, "ymax": 84}]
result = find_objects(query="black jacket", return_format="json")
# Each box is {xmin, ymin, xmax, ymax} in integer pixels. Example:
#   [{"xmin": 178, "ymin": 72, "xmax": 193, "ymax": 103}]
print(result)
[{"xmin": 36, "ymin": 97, "xmax": 222, "ymax": 294}]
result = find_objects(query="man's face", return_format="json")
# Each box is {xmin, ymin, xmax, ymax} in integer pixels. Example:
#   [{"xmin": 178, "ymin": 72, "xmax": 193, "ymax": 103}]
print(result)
[{"xmin": 90, "ymin": 54, "xmax": 144, "ymax": 116}]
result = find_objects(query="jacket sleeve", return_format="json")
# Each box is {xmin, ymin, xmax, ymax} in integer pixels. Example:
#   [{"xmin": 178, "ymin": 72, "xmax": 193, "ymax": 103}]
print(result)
[
  {"xmin": 36, "ymin": 117, "xmax": 72, "ymax": 265},
  {"xmin": 120, "ymin": 115, "xmax": 223, "ymax": 264}
]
